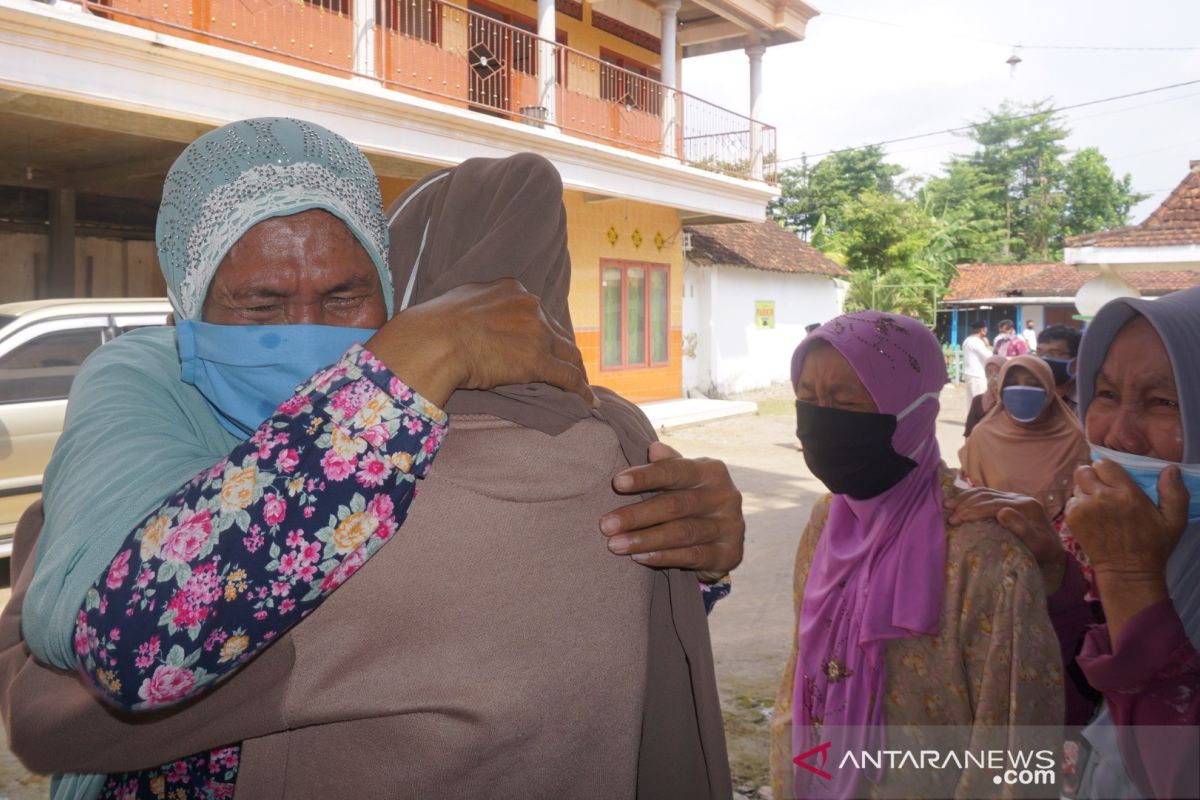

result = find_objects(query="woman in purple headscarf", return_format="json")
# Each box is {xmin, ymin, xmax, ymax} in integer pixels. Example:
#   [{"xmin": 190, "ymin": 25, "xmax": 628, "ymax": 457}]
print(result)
[{"xmin": 769, "ymin": 311, "xmax": 1064, "ymax": 799}]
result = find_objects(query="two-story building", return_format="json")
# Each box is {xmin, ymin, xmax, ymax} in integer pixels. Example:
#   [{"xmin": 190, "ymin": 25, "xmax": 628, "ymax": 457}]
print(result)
[{"xmin": 0, "ymin": 0, "xmax": 816, "ymax": 400}]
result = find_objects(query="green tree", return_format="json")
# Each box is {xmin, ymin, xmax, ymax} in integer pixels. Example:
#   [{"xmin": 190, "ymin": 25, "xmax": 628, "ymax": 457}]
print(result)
[
  {"xmin": 1062, "ymin": 147, "xmax": 1148, "ymax": 242},
  {"xmin": 763, "ymin": 99, "xmax": 1144, "ymax": 322},
  {"xmin": 769, "ymin": 146, "xmax": 904, "ymax": 238},
  {"xmin": 830, "ymin": 189, "xmax": 936, "ymax": 273},
  {"xmin": 920, "ymin": 159, "xmax": 1008, "ymax": 263},
  {"xmin": 843, "ymin": 266, "xmax": 941, "ymax": 325},
  {"xmin": 966, "ymin": 99, "xmax": 1069, "ymax": 261},
  {"xmin": 919, "ymin": 101, "xmax": 1143, "ymax": 262}
]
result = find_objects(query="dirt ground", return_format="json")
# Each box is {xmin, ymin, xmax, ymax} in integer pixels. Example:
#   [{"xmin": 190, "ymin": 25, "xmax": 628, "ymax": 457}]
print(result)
[{"xmin": 0, "ymin": 383, "xmax": 972, "ymax": 799}]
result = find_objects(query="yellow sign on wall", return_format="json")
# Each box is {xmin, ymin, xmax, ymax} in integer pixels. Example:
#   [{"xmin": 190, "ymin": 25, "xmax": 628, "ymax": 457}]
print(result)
[{"xmin": 755, "ymin": 300, "xmax": 775, "ymax": 330}]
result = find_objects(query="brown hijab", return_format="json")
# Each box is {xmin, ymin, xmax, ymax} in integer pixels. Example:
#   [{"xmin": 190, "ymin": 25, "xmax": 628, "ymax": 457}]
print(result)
[
  {"xmin": 980, "ymin": 354, "xmax": 1007, "ymax": 414},
  {"xmin": 386, "ymin": 152, "xmax": 729, "ymax": 798},
  {"xmin": 388, "ymin": 153, "xmax": 642, "ymax": 449},
  {"xmin": 959, "ymin": 355, "xmax": 1090, "ymax": 518}
]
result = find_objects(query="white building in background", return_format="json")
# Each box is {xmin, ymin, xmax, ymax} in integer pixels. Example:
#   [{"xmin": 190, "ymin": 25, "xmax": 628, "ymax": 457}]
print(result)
[
  {"xmin": 682, "ymin": 221, "xmax": 847, "ymax": 397},
  {"xmin": 1065, "ymin": 160, "xmax": 1200, "ymax": 317}
]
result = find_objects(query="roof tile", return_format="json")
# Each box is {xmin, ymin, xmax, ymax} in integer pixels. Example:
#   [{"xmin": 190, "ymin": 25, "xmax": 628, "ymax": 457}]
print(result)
[
  {"xmin": 1066, "ymin": 162, "xmax": 1200, "ymax": 248},
  {"xmin": 684, "ymin": 222, "xmax": 850, "ymax": 277},
  {"xmin": 945, "ymin": 262, "xmax": 1200, "ymax": 301}
]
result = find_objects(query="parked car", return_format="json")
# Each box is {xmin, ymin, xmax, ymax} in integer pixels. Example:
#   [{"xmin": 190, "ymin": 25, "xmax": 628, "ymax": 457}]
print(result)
[{"xmin": 0, "ymin": 298, "xmax": 172, "ymax": 558}]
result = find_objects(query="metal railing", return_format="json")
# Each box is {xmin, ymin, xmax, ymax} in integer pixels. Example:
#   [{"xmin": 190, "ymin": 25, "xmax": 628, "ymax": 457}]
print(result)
[{"xmin": 81, "ymin": 0, "xmax": 777, "ymax": 182}]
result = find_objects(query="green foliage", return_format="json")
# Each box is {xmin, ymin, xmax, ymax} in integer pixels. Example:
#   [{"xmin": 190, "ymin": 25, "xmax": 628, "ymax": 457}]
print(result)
[
  {"xmin": 1063, "ymin": 147, "xmax": 1149, "ymax": 241},
  {"xmin": 843, "ymin": 268, "xmax": 940, "ymax": 326},
  {"xmin": 966, "ymin": 99, "xmax": 1069, "ymax": 260},
  {"xmin": 920, "ymin": 159, "xmax": 1009, "ymax": 264},
  {"xmin": 769, "ymin": 146, "xmax": 904, "ymax": 238},
  {"xmin": 921, "ymin": 102, "xmax": 1144, "ymax": 262},
  {"xmin": 829, "ymin": 189, "xmax": 935, "ymax": 273},
  {"xmin": 767, "ymin": 99, "xmax": 1147, "ymax": 321}
]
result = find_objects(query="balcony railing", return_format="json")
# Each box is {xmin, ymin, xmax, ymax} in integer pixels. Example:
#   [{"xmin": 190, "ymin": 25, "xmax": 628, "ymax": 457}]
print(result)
[{"xmin": 79, "ymin": 0, "xmax": 777, "ymax": 183}]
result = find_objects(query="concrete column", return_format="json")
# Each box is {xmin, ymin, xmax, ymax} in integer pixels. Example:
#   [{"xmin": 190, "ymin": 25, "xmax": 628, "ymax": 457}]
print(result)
[
  {"xmin": 746, "ymin": 41, "xmax": 766, "ymax": 180},
  {"xmin": 658, "ymin": 0, "xmax": 681, "ymax": 158},
  {"xmin": 47, "ymin": 189, "xmax": 76, "ymax": 298},
  {"xmin": 537, "ymin": 0, "xmax": 558, "ymax": 126},
  {"xmin": 352, "ymin": 0, "xmax": 376, "ymax": 78}
]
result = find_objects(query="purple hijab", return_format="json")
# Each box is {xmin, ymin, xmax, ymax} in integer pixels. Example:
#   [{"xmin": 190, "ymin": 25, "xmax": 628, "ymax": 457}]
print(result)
[{"xmin": 789, "ymin": 312, "xmax": 948, "ymax": 798}]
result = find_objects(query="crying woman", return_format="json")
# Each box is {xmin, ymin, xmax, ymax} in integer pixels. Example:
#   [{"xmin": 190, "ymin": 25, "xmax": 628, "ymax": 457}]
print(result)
[{"xmin": 769, "ymin": 311, "xmax": 1065, "ymax": 800}]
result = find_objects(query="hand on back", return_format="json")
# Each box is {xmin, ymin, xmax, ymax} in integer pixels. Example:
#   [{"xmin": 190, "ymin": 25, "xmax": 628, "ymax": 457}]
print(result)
[{"xmin": 368, "ymin": 279, "xmax": 595, "ymax": 409}]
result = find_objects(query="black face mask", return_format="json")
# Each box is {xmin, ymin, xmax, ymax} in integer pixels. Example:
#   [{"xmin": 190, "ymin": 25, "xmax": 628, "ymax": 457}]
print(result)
[
  {"xmin": 795, "ymin": 401, "xmax": 917, "ymax": 499},
  {"xmin": 1042, "ymin": 356, "xmax": 1073, "ymax": 387}
]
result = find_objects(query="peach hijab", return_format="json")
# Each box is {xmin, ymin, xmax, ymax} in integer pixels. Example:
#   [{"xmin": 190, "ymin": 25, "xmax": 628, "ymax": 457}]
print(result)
[{"xmin": 958, "ymin": 355, "xmax": 1089, "ymax": 518}]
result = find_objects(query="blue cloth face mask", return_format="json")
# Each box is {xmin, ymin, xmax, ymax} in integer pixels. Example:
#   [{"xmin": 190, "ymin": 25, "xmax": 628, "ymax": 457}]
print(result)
[
  {"xmin": 1090, "ymin": 444, "xmax": 1200, "ymax": 523},
  {"xmin": 177, "ymin": 320, "xmax": 377, "ymax": 437},
  {"xmin": 1001, "ymin": 385, "xmax": 1047, "ymax": 423},
  {"xmin": 1041, "ymin": 356, "xmax": 1073, "ymax": 387}
]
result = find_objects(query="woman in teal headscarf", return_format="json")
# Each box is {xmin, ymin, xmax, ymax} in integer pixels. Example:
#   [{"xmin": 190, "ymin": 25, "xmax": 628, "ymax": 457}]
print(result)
[
  {"xmin": 12, "ymin": 118, "xmax": 750, "ymax": 799},
  {"xmin": 20, "ymin": 118, "xmax": 598, "ymax": 799}
]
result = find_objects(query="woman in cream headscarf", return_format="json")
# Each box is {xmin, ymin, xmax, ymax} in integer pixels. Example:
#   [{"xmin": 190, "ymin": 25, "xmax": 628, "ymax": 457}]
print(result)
[
  {"xmin": 963, "ymin": 354, "xmax": 1006, "ymax": 437},
  {"xmin": 19, "ymin": 116, "xmax": 583, "ymax": 800},
  {"xmin": 959, "ymin": 355, "xmax": 1091, "ymax": 522}
]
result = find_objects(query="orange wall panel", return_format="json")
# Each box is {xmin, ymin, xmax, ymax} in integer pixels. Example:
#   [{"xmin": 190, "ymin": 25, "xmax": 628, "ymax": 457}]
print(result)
[
  {"xmin": 476, "ymin": 0, "xmax": 664, "ymax": 67},
  {"xmin": 577, "ymin": 329, "xmax": 682, "ymax": 403},
  {"xmin": 564, "ymin": 190, "xmax": 682, "ymax": 401}
]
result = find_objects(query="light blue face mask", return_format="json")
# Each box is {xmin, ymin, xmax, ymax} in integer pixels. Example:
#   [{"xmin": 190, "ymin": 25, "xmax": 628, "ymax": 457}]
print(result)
[
  {"xmin": 1091, "ymin": 444, "xmax": 1200, "ymax": 523},
  {"xmin": 177, "ymin": 320, "xmax": 377, "ymax": 437},
  {"xmin": 1001, "ymin": 385, "xmax": 1047, "ymax": 423}
]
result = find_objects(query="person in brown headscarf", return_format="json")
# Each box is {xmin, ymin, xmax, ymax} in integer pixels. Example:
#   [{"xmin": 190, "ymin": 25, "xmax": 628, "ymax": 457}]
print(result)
[
  {"xmin": 959, "ymin": 355, "xmax": 1090, "ymax": 522},
  {"xmin": 1, "ymin": 153, "xmax": 734, "ymax": 800},
  {"xmin": 222, "ymin": 152, "xmax": 732, "ymax": 799},
  {"xmin": 963, "ymin": 354, "xmax": 1006, "ymax": 437}
]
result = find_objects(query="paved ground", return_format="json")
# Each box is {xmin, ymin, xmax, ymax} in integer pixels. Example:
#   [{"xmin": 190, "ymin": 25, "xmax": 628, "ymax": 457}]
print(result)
[{"xmin": 0, "ymin": 383, "xmax": 972, "ymax": 799}]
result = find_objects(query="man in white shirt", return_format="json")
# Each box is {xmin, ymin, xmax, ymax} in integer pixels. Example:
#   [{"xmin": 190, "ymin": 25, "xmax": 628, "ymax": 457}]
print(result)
[
  {"xmin": 962, "ymin": 319, "xmax": 991, "ymax": 400},
  {"xmin": 1021, "ymin": 319, "xmax": 1039, "ymax": 352}
]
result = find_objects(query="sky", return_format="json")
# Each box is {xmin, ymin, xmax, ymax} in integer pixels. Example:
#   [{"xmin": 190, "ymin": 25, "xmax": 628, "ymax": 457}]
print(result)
[{"xmin": 681, "ymin": 0, "xmax": 1200, "ymax": 223}]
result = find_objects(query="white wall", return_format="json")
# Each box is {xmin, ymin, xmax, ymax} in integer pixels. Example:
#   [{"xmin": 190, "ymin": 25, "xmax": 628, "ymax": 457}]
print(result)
[
  {"xmin": 1021, "ymin": 304, "xmax": 1046, "ymax": 332},
  {"xmin": 683, "ymin": 263, "xmax": 843, "ymax": 396}
]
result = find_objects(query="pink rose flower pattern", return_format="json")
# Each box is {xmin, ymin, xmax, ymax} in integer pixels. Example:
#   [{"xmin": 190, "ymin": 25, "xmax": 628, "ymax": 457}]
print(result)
[{"xmin": 79, "ymin": 346, "xmax": 445, "ymax": 799}]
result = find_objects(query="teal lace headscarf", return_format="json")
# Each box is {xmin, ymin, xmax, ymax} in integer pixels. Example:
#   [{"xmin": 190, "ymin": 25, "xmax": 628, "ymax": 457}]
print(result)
[
  {"xmin": 25, "ymin": 119, "xmax": 392, "ymax": 800},
  {"xmin": 157, "ymin": 117, "xmax": 392, "ymax": 319}
]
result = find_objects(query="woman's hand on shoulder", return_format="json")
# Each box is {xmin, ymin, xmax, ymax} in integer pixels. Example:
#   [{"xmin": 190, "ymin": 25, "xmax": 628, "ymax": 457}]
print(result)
[
  {"xmin": 368, "ymin": 279, "xmax": 595, "ymax": 409},
  {"xmin": 599, "ymin": 442, "xmax": 744, "ymax": 583},
  {"xmin": 944, "ymin": 488, "xmax": 1067, "ymax": 596}
]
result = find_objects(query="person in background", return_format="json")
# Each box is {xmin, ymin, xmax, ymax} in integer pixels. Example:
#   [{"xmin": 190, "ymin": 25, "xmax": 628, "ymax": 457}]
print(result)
[
  {"xmin": 946, "ymin": 288, "xmax": 1200, "ymax": 798},
  {"xmin": 959, "ymin": 355, "xmax": 1090, "ymax": 534},
  {"xmin": 1022, "ymin": 318, "xmax": 1039, "ymax": 351},
  {"xmin": 962, "ymin": 319, "xmax": 991, "ymax": 401},
  {"xmin": 772, "ymin": 311, "xmax": 1062, "ymax": 800},
  {"xmin": 963, "ymin": 354, "xmax": 1005, "ymax": 437},
  {"xmin": 1036, "ymin": 324, "xmax": 1083, "ymax": 414},
  {"xmin": 993, "ymin": 317, "xmax": 1030, "ymax": 357}
]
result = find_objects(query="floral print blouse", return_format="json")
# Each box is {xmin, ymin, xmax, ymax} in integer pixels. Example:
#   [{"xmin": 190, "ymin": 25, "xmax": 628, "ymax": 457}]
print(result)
[
  {"xmin": 79, "ymin": 345, "xmax": 447, "ymax": 799},
  {"xmin": 77, "ymin": 344, "xmax": 727, "ymax": 799}
]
